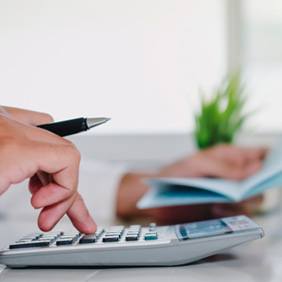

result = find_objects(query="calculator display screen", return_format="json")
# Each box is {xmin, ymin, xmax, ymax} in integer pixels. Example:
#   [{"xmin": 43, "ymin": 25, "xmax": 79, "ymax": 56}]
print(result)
[{"xmin": 177, "ymin": 219, "xmax": 232, "ymax": 240}]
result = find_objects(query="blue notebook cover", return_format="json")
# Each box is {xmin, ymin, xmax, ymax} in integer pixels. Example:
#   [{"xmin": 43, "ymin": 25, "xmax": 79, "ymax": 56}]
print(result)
[{"xmin": 138, "ymin": 140, "xmax": 282, "ymax": 209}]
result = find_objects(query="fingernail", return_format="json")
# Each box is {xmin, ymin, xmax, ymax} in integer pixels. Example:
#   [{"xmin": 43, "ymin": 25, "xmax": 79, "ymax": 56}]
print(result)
[{"xmin": 84, "ymin": 216, "xmax": 97, "ymax": 234}]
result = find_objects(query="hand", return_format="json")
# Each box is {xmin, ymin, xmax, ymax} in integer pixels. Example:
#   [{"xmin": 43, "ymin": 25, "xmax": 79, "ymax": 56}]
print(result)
[
  {"xmin": 116, "ymin": 144, "xmax": 267, "ymax": 224},
  {"xmin": 0, "ymin": 106, "xmax": 54, "ymax": 126},
  {"xmin": 0, "ymin": 106, "xmax": 96, "ymax": 233}
]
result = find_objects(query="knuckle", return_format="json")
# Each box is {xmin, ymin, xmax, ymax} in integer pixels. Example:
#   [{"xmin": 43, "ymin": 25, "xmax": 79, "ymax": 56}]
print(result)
[
  {"xmin": 65, "ymin": 143, "xmax": 81, "ymax": 163},
  {"xmin": 61, "ymin": 138, "xmax": 73, "ymax": 145},
  {"xmin": 73, "ymin": 147, "xmax": 81, "ymax": 162},
  {"xmin": 76, "ymin": 193, "xmax": 85, "ymax": 204},
  {"xmin": 40, "ymin": 113, "xmax": 54, "ymax": 123}
]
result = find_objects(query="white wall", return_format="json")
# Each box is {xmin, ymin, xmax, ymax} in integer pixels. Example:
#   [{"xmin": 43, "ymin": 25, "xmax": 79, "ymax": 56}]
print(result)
[
  {"xmin": 243, "ymin": 0, "xmax": 282, "ymax": 133},
  {"xmin": 0, "ymin": 0, "xmax": 226, "ymax": 134}
]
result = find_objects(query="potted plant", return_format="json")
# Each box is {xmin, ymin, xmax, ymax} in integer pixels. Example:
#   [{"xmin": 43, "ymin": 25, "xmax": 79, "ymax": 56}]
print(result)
[{"xmin": 194, "ymin": 73, "xmax": 250, "ymax": 149}]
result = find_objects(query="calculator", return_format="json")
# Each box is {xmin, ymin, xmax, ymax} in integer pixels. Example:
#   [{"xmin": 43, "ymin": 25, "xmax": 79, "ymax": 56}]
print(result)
[{"xmin": 0, "ymin": 215, "xmax": 264, "ymax": 268}]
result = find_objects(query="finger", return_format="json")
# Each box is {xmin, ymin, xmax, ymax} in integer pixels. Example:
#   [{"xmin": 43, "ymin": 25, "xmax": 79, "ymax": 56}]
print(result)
[
  {"xmin": 29, "ymin": 172, "xmax": 53, "ymax": 194},
  {"xmin": 205, "ymin": 145, "xmax": 248, "ymax": 167},
  {"xmin": 242, "ymin": 147, "xmax": 268, "ymax": 162},
  {"xmin": 205, "ymin": 145, "xmax": 268, "ymax": 167},
  {"xmin": 31, "ymin": 182, "xmax": 72, "ymax": 209},
  {"xmin": 4, "ymin": 117, "xmax": 67, "ymax": 146},
  {"xmin": 67, "ymin": 194, "xmax": 97, "ymax": 234},
  {"xmin": 30, "ymin": 142, "xmax": 80, "ymax": 209},
  {"xmin": 29, "ymin": 172, "xmax": 71, "ymax": 209},
  {"xmin": 37, "ymin": 194, "xmax": 77, "ymax": 232},
  {"xmin": 38, "ymin": 193, "xmax": 96, "ymax": 234},
  {"xmin": 2, "ymin": 106, "xmax": 54, "ymax": 126},
  {"xmin": 29, "ymin": 174, "xmax": 42, "ymax": 194},
  {"xmin": 37, "ymin": 171, "xmax": 51, "ymax": 186},
  {"xmin": 0, "ymin": 177, "xmax": 10, "ymax": 196},
  {"xmin": 195, "ymin": 156, "xmax": 262, "ymax": 180}
]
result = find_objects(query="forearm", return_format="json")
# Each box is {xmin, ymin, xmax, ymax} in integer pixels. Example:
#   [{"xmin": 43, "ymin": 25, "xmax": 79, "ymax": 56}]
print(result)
[{"xmin": 116, "ymin": 172, "xmax": 158, "ymax": 219}]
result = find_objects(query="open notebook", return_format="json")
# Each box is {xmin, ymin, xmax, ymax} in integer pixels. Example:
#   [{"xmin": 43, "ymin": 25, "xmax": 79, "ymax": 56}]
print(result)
[{"xmin": 138, "ymin": 139, "xmax": 282, "ymax": 209}]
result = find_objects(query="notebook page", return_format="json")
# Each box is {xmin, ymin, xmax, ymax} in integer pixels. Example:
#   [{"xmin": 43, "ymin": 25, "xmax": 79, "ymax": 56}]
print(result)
[
  {"xmin": 148, "ymin": 177, "xmax": 242, "ymax": 201},
  {"xmin": 241, "ymin": 140, "xmax": 282, "ymax": 196}
]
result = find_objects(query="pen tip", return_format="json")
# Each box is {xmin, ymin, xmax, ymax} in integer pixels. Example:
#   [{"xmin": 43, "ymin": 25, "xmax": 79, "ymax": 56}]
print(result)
[{"xmin": 86, "ymin": 117, "xmax": 111, "ymax": 129}]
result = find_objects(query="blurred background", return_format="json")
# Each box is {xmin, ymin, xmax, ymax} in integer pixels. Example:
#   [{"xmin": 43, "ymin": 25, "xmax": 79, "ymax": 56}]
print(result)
[
  {"xmin": 0, "ymin": 0, "xmax": 281, "ymax": 136},
  {"xmin": 1, "ymin": 1, "xmax": 282, "ymax": 278},
  {"xmin": 1, "ymin": 0, "xmax": 282, "ymax": 235}
]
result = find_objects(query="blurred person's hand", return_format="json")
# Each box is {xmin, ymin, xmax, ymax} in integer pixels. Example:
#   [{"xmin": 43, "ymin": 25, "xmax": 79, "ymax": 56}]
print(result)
[
  {"xmin": 116, "ymin": 144, "xmax": 267, "ymax": 224},
  {"xmin": 0, "ymin": 106, "xmax": 96, "ymax": 233}
]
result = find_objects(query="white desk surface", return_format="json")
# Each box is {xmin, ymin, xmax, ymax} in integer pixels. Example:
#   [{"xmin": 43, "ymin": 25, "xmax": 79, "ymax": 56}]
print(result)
[{"xmin": 1, "ymin": 210, "xmax": 282, "ymax": 282}]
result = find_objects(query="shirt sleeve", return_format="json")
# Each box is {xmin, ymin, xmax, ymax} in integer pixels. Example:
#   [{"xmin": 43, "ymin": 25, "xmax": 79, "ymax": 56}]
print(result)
[{"xmin": 0, "ymin": 159, "xmax": 128, "ymax": 225}]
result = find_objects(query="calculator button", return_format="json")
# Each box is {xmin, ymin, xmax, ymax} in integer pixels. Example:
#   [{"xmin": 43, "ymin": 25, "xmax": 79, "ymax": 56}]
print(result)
[
  {"xmin": 126, "ymin": 231, "xmax": 139, "ymax": 236},
  {"xmin": 128, "ymin": 225, "xmax": 141, "ymax": 230},
  {"xmin": 148, "ymin": 223, "xmax": 157, "ymax": 231},
  {"xmin": 107, "ymin": 226, "xmax": 124, "ymax": 231},
  {"xmin": 127, "ymin": 229, "xmax": 141, "ymax": 233},
  {"xmin": 56, "ymin": 238, "xmax": 76, "ymax": 246},
  {"xmin": 9, "ymin": 240, "xmax": 50, "ymax": 249},
  {"xmin": 125, "ymin": 235, "xmax": 139, "ymax": 241},
  {"xmin": 58, "ymin": 235, "xmax": 76, "ymax": 240},
  {"xmin": 16, "ymin": 240, "xmax": 32, "ymax": 244},
  {"xmin": 144, "ymin": 232, "xmax": 158, "ymax": 240},
  {"xmin": 55, "ymin": 235, "xmax": 78, "ymax": 246},
  {"xmin": 79, "ymin": 228, "xmax": 105, "ymax": 244},
  {"xmin": 23, "ymin": 234, "xmax": 42, "ymax": 241},
  {"xmin": 177, "ymin": 225, "xmax": 188, "ymax": 240},
  {"xmin": 39, "ymin": 236, "xmax": 57, "ymax": 242},
  {"xmin": 105, "ymin": 232, "xmax": 121, "ymax": 236},
  {"xmin": 95, "ymin": 228, "xmax": 105, "ymax": 238},
  {"xmin": 43, "ymin": 232, "xmax": 62, "ymax": 238},
  {"xmin": 102, "ymin": 236, "xmax": 120, "ymax": 242},
  {"xmin": 37, "ymin": 236, "xmax": 54, "ymax": 240},
  {"xmin": 79, "ymin": 234, "xmax": 97, "ymax": 244}
]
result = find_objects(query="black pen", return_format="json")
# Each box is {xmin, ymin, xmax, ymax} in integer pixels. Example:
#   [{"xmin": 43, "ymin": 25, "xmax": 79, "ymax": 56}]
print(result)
[{"xmin": 38, "ymin": 117, "xmax": 110, "ymax": 137}]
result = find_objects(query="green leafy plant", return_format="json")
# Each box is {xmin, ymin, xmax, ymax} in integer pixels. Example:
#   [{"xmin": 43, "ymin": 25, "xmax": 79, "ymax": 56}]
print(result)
[{"xmin": 194, "ymin": 73, "xmax": 250, "ymax": 149}]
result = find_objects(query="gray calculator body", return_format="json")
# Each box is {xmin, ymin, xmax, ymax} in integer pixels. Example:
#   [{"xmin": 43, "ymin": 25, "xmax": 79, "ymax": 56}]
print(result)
[{"xmin": 0, "ymin": 216, "xmax": 264, "ymax": 268}]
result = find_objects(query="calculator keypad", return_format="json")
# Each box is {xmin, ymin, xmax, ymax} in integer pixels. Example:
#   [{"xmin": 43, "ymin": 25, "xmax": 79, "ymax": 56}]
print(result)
[
  {"xmin": 8, "ymin": 224, "xmax": 159, "ymax": 250},
  {"xmin": 7, "ymin": 217, "xmax": 257, "ymax": 251},
  {"xmin": 9, "ymin": 232, "xmax": 63, "ymax": 249}
]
